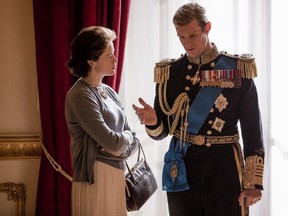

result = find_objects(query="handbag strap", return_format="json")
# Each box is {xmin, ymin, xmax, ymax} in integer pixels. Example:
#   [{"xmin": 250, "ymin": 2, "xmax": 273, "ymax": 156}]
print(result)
[{"xmin": 125, "ymin": 143, "xmax": 149, "ymax": 183}]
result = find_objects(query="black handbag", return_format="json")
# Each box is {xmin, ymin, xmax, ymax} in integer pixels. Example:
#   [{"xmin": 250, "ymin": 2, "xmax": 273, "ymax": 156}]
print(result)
[{"xmin": 125, "ymin": 143, "xmax": 158, "ymax": 211}]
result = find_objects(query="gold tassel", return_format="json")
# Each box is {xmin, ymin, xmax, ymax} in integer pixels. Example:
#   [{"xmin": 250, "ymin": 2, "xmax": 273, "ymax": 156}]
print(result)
[
  {"xmin": 237, "ymin": 56, "xmax": 258, "ymax": 79},
  {"xmin": 154, "ymin": 64, "xmax": 170, "ymax": 83},
  {"xmin": 154, "ymin": 58, "xmax": 173, "ymax": 83}
]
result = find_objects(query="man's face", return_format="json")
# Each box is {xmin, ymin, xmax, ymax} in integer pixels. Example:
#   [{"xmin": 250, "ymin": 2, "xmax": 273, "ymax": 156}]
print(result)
[{"xmin": 175, "ymin": 19, "xmax": 211, "ymax": 58}]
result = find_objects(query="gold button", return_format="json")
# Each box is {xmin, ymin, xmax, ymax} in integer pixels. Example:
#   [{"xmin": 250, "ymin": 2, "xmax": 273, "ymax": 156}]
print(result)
[
  {"xmin": 210, "ymin": 62, "xmax": 215, "ymax": 67},
  {"xmin": 185, "ymin": 86, "xmax": 190, "ymax": 91},
  {"xmin": 207, "ymin": 130, "xmax": 212, "ymax": 135},
  {"xmin": 194, "ymin": 135, "xmax": 205, "ymax": 145},
  {"xmin": 187, "ymin": 65, "xmax": 193, "ymax": 70},
  {"xmin": 210, "ymin": 108, "xmax": 214, "ymax": 113},
  {"xmin": 208, "ymin": 120, "xmax": 213, "ymax": 125},
  {"xmin": 186, "ymin": 75, "xmax": 191, "ymax": 80},
  {"xmin": 206, "ymin": 143, "xmax": 211, "ymax": 147}
]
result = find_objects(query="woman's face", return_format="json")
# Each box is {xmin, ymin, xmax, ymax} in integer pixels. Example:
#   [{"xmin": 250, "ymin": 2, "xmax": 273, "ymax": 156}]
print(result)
[{"xmin": 94, "ymin": 42, "xmax": 118, "ymax": 76}]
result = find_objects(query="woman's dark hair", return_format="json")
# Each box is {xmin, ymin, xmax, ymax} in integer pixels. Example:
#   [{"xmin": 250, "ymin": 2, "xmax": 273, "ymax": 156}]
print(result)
[{"xmin": 66, "ymin": 26, "xmax": 116, "ymax": 77}]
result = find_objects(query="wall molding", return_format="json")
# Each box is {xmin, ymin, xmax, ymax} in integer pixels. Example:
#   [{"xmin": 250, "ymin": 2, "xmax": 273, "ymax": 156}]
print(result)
[
  {"xmin": 0, "ymin": 182, "xmax": 26, "ymax": 216},
  {"xmin": 0, "ymin": 135, "xmax": 42, "ymax": 159}
]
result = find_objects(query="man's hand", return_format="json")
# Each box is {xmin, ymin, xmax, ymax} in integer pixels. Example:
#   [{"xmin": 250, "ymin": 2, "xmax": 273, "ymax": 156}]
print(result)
[
  {"xmin": 238, "ymin": 189, "xmax": 262, "ymax": 207},
  {"xmin": 132, "ymin": 98, "xmax": 157, "ymax": 126}
]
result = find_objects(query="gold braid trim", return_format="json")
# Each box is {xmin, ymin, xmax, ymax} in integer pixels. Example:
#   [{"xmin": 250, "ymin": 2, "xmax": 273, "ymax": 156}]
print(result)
[
  {"xmin": 243, "ymin": 155, "xmax": 264, "ymax": 189},
  {"xmin": 145, "ymin": 122, "xmax": 164, "ymax": 137}
]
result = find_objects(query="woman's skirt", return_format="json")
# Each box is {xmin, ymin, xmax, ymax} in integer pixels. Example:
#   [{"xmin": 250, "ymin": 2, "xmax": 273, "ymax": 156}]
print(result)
[{"xmin": 72, "ymin": 160, "xmax": 127, "ymax": 216}]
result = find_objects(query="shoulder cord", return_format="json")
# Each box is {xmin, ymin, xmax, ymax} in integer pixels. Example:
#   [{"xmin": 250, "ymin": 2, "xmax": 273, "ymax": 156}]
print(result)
[
  {"xmin": 40, "ymin": 136, "xmax": 73, "ymax": 182},
  {"xmin": 158, "ymin": 78, "xmax": 190, "ymax": 146}
]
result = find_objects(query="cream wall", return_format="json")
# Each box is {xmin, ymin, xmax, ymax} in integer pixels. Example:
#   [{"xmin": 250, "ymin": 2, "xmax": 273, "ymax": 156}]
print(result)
[
  {"xmin": 0, "ymin": 0, "xmax": 40, "ymax": 133},
  {"xmin": 0, "ymin": 0, "xmax": 41, "ymax": 216}
]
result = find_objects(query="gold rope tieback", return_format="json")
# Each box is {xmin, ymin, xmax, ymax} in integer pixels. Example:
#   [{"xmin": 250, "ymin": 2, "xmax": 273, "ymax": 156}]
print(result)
[{"xmin": 40, "ymin": 136, "xmax": 73, "ymax": 182}]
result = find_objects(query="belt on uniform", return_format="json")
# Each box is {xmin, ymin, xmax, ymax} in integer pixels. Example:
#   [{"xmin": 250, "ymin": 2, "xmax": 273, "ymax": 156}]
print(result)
[{"xmin": 173, "ymin": 130, "xmax": 239, "ymax": 147}]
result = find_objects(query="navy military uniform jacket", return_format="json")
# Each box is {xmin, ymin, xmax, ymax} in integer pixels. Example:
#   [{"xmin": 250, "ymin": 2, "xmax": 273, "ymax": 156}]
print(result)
[{"xmin": 146, "ymin": 44, "xmax": 264, "ymax": 191}]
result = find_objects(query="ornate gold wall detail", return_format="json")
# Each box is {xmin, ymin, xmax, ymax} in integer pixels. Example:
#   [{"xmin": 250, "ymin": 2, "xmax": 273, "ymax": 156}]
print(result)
[
  {"xmin": 0, "ymin": 135, "xmax": 42, "ymax": 159},
  {"xmin": 0, "ymin": 182, "xmax": 26, "ymax": 216}
]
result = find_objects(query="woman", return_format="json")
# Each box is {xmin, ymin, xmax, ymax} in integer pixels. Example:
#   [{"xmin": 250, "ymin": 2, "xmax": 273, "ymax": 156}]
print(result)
[{"xmin": 65, "ymin": 26, "xmax": 139, "ymax": 216}]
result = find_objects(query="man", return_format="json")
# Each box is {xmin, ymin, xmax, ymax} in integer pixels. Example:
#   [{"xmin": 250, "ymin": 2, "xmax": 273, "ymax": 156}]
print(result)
[{"xmin": 133, "ymin": 2, "xmax": 264, "ymax": 216}]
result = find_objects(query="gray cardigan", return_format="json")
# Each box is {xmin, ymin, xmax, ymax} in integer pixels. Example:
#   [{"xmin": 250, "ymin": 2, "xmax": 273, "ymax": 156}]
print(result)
[{"xmin": 65, "ymin": 79, "xmax": 139, "ymax": 184}]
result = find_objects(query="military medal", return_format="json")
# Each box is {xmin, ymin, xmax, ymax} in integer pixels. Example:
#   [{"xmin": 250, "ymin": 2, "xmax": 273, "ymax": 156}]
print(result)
[
  {"xmin": 215, "ymin": 94, "xmax": 228, "ymax": 112},
  {"xmin": 212, "ymin": 117, "xmax": 225, "ymax": 132},
  {"xmin": 190, "ymin": 64, "xmax": 202, "ymax": 85},
  {"xmin": 200, "ymin": 69, "xmax": 241, "ymax": 88},
  {"xmin": 191, "ymin": 71, "xmax": 201, "ymax": 85}
]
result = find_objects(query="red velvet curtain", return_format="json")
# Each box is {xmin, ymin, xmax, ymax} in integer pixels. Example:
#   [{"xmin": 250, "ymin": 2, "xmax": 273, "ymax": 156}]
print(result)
[{"xmin": 32, "ymin": 1, "xmax": 131, "ymax": 215}]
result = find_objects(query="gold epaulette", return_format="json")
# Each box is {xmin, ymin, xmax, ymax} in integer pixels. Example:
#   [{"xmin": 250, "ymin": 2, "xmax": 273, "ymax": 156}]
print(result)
[
  {"xmin": 221, "ymin": 51, "xmax": 258, "ymax": 79},
  {"xmin": 154, "ymin": 58, "xmax": 173, "ymax": 84},
  {"xmin": 154, "ymin": 55, "xmax": 184, "ymax": 83}
]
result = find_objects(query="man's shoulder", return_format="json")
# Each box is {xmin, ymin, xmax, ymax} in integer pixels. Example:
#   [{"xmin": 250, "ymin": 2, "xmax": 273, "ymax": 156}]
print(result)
[
  {"xmin": 155, "ymin": 54, "xmax": 185, "ymax": 67},
  {"xmin": 220, "ymin": 51, "xmax": 257, "ymax": 79},
  {"xmin": 153, "ymin": 54, "xmax": 186, "ymax": 83}
]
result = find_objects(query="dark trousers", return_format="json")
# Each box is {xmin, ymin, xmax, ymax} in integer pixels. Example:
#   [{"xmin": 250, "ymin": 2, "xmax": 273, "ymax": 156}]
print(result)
[{"xmin": 167, "ymin": 144, "xmax": 242, "ymax": 216}]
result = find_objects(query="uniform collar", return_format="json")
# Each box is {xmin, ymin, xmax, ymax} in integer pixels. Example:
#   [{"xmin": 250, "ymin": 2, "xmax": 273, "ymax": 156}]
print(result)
[{"xmin": 187, "ymin": 43, "xmax": 219, "ymax": 65}]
